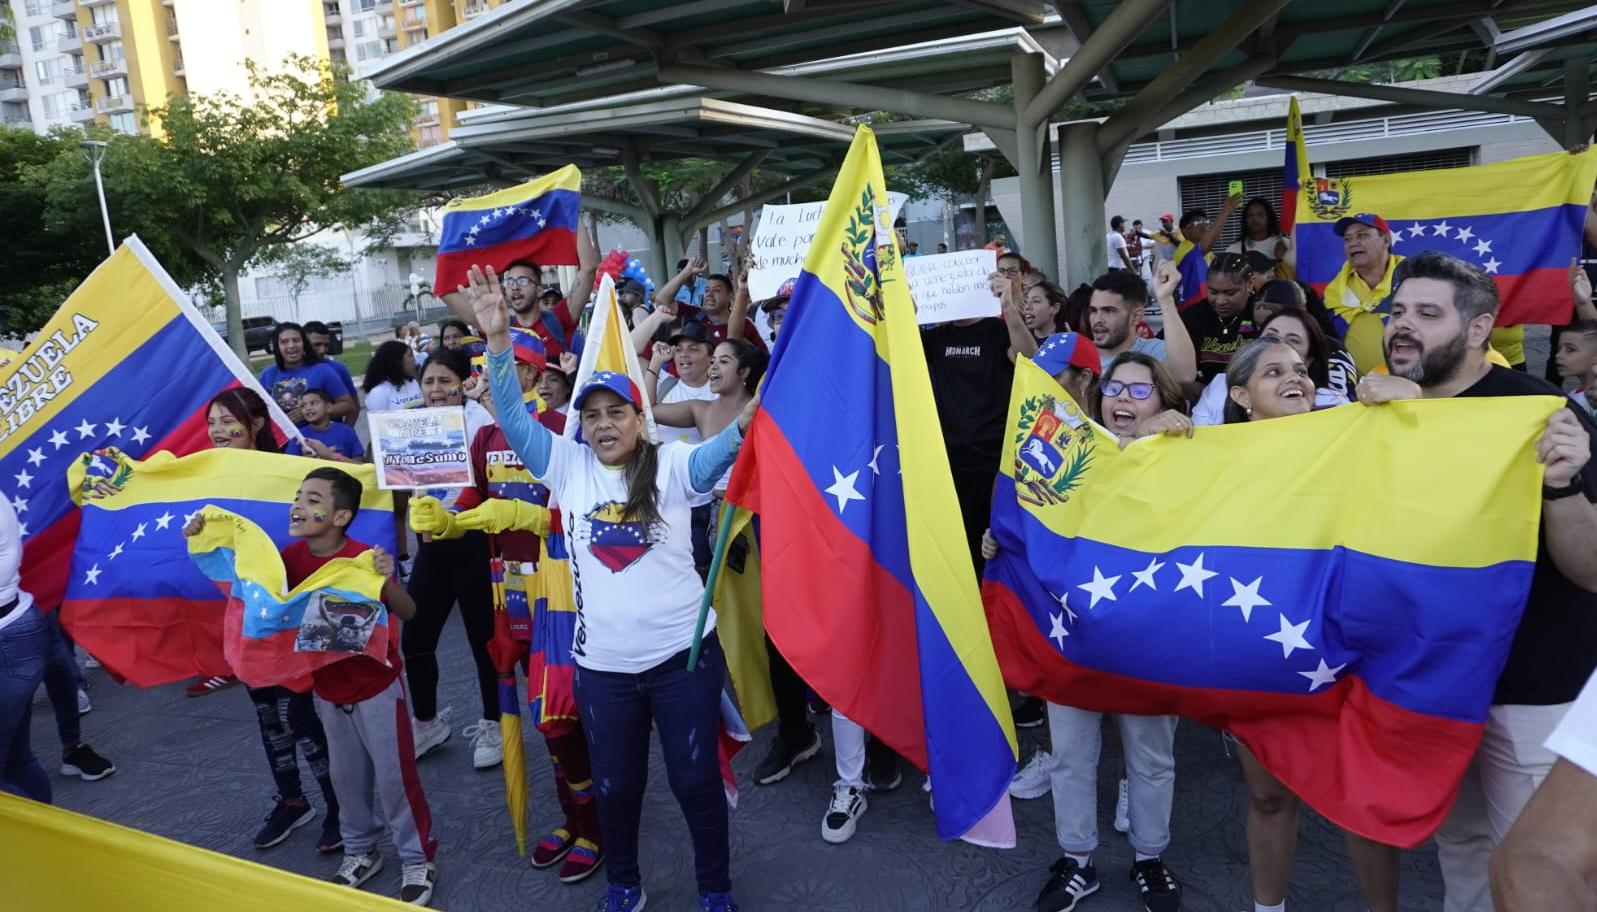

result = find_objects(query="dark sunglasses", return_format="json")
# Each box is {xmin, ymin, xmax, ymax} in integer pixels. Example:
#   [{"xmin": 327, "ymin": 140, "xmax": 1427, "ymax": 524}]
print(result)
[{"xmin": 1101, "ymin": 380, "xmax": 1157, "ymax": 400}]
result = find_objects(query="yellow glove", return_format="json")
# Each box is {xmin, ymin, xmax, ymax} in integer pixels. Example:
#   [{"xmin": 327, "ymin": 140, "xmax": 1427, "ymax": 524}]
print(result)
[
  {"xmin": 408, "ymin": 495, "xmax": 464, "ymax": 540},
  {"xmin": 453, "ymin": 499, "xmax": 552, "ymax": 536}
]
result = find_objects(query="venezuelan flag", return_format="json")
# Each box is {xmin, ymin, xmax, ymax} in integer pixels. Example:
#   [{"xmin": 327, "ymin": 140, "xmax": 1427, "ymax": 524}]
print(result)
[
  {"xmin": 62, "ymin": 447, "xmax": 395, "ymax": 687},
  {"xmin": 726, "ymin": 126, "xmax": 1018, "ymax": 845},
  {"xmin": 433, "ymin": 165, "xmax": 582, "ymax": 295},
  {"xmin": 1173, "ymin": 239, "xmax": 1207, "ymax": 309},
  {"xmin": 1294, "ymin": 146, "xmax": 1597, "ymax": 326},
  {"xmin": 983, "ymin": 357, "xmax": 1558, "ymax": 847},
  {"xmin": 0, "ymin": 238, "xmax": 295, "ymax": 610},
  {"xmin": 1279, "ymin": 96, "xmax": 1308, "ymax": 234},
  {"xmin": 564, "ymin": 271, "xmax": 657, "ymax": 443},
  {"xmin": 527, "ymin": 506, "xmax": 578, "ymax": 733},
  {"xmin": 186, "ymin": 507, "xmax": 391, "ymax": 693}
]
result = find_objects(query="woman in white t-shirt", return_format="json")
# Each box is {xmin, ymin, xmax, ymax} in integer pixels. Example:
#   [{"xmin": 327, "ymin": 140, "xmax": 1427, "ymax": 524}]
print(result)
[
  {"xmin": 466, "ymin": 264, "xmax": 755, "ymax": 912},
  {"xmin": 361, "ymin": 340, "xmax": 423, "ymax": 414},
  {"xmin": 1225, "ymin": 197, "xmax": 1295, "ymax": 275}
]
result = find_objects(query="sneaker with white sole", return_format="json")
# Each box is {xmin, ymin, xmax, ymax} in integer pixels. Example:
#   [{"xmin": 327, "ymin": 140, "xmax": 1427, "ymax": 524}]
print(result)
[
  {"xmin": 1009, "ymin": 750, "xmax": 1054, "ymax": 799},
  {"xmin": 412, "ymin": 708, "xmax": 453, "ymax": 760},
  {"xmin": 329, "ymin": 850, "xmax": 384, "ymax": 888},
  {"xmin": 60, "ymin": 743, "xmax": 115, "ymax": 781},
  {"xmin": 1129, "ymin": 857, "xmax": 1182, "ymax": 912},
  {"xmin": 820, "ymin": 784, "xmax": 867, "ymax": 844},
  {"xmin": 1035, "ymin": 857, "xmax": 1099, "ymax": 912},
  {"xmin": 254, "ymin": 797, "xmax": 315, "ymax": 849},
  {"xmin": 76, "ymin": 688, "xmax": 91, "ymax": 716},
  {"xmin": 1113, "ymin": 777, "xmax": 1130, "ymax": 834},
  {"xmin": 753, "ymin": 726, "xmax": 822, "ymax": 786},
  {"xmin": 400, "ymin": 861, "xmax": 437, "ymax": 906},
  {"xmin": 463, "ymin": 719, "xmax": 503, "ymax": 770}
]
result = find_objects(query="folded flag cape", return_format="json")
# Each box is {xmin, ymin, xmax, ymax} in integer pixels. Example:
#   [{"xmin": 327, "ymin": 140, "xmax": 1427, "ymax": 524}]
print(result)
[
  {"xmin": 433, "ymin": 165, "xmax": 581, "ymax": 295},
  {"xmin": 983, "ymin": 356, "xmax": 1558, "ymax": 847},
  {"xmin": 186, "ymin": 507, "xmax": 390, "ymax": 693},
  {"xmin": 63, "ymin": 448, "xmax": 395, "ymax": 687},
  {"xmin": 726, "ymin": 125, "xmax": 1017, "ymax": 845},
  {"xmin": 1293, "ymin": 146, "xmax": 1597, "ymax": 326},
  {"xmin": 0, "ymin": 238, "xmax": 295, "ymax": 610}
]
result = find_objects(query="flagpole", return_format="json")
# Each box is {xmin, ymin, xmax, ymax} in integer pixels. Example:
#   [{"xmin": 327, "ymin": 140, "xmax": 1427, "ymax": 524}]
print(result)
[{"xmin": 687, "ymin": 498, "xmax": 738, "ymax": 669}]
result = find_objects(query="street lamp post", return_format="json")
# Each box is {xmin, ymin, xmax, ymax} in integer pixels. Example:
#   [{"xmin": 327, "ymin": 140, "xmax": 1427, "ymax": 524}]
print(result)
[{"xmin": 78, "ymin": 140, "xmax": 115, "ymax": 256}]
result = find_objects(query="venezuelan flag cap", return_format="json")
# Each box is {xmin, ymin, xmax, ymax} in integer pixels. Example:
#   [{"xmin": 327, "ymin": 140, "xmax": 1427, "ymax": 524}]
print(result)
[
  {"xmin": 507, "ymin": 327, "xmax": 547, "ymax": 371},
  {"xmin": 1032, "ymin": 332, "xmax": 1102, "ymax": 378},
  {"xmin": 573, "ymin": 370, "xmax": 643, "ymax": 412},
  {"xmin": 1334, "ymin": 213, "xmax": 1391, "ymax": 237}
]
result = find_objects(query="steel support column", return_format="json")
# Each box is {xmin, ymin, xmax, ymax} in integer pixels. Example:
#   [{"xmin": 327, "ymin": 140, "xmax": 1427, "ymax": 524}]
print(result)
[
  {"xmin": 1011, "ymin": 51, "xmax": 1059, "ymax": 277},
  {"xmin": 1565, "ymin": 58, "xmax": 1593, "ymax": 147},
  {"xmin": 1057, "ymin": 121, "xmax": 1107, "ymax": 290}
]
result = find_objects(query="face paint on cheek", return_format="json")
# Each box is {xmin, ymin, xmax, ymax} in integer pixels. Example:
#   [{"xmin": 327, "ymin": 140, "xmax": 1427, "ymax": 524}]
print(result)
[
  {"xmin": 447, "ymin": 386, "xmax": 461, "ymax": 396},
  {"xmin": 228, "ymin": 427, "xmax": 245, "ymax": 439},
  {"xmin": 312, "ymin": 510, "xmax": 327, "ymax": 522}
]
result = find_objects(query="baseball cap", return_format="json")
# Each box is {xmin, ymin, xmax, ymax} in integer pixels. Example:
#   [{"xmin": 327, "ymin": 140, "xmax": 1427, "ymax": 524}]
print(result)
[
  {"xmin": 539, "ymin": 284, "xmax": 562, "ymax": 299},
  {"xmin": 667, "ymin": 319, "xmax": 714, "ymax": 346},
  {"xmin": 507, "ymin": 327, "xmax": 547, "ymax": 371},
  {"xmin": 1032, "ymin": 332, "xmax": 1101, "ymax": 378},
  {"xmin": 573, "ymin": 370, "xmax": 644, "ymax": 412},
  {"xmin": 1335, "ymin": 213, "xmax": 1391, "ymax": 237},
  {"xmin": 1242, "ymin": 250, "xmax": 1278, "ymax": 274},
  {"xmin": 618, "ymin": 279, "xmax": 646, "ymax": 298},
  {"xmin": 1160, "ymin": 212, "xmax": 1174, "ymax": 222}
]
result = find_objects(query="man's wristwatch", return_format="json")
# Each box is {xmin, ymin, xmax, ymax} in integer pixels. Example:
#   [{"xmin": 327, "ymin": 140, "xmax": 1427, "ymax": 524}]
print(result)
[{"xmin": 1543, "ymin": 478, "xmax": 1585, "ymax": 500}]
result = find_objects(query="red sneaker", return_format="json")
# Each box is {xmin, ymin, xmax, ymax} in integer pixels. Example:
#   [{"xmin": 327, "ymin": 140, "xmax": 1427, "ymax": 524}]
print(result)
[
  {"xmin": 557, "ymin": 838, "xmax": 602, "ymax": 884},
  {"xmin": 530, "ymin": 826, "xmax": 573, "ymax": 869},
  {"xmin": 185, "ymin": 676, "xmax": 239, "ymax": 697}
]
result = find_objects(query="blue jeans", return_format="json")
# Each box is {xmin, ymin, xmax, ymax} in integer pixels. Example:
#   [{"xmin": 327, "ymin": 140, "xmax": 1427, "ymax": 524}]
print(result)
[
  {"xmin": 0, "ymin": 605, "xmax": 52, "ymax": 802},
  {"xmin": 576, "ymin": 634, "xmax": 729, "ymax": 895},
  {"xmin": 41, "ymin": 611, "xmax": 82, "ymax": 751}
]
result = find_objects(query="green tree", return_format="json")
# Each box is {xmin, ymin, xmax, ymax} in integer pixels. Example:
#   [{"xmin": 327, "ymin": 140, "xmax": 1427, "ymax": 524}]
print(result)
[{"xmin": 104, "ymin": 55, "xmax": 420, "ymax": 357}]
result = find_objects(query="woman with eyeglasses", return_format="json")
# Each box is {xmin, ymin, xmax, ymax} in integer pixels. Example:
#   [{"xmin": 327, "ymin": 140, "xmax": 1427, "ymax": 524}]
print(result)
[{"xmin": 1192, "ymin": 304, "xmax": 1352, "ymax": 426}]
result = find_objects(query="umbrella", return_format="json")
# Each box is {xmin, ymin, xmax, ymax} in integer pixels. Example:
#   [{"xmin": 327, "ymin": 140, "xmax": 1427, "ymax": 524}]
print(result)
[{"xmin": 485, "ymin": 549, "xmax": 529, "ymax": 856}]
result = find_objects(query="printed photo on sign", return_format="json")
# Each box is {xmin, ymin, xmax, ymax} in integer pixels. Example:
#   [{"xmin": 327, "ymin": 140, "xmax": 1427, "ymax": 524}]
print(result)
[
  {"xmin": 747, "ymin": 192, "xmax": 909, "ymax": 301},
  {"xmin": 905, "ymin": 250, "xmax": 999, "ymax": 325},
  {"xmin": 295, "ymin": 591, "xmax": 384, "ymax": 654},
  {"xmin": 367, "ymin": 406, "xmax": 473, "ymax": 490}
]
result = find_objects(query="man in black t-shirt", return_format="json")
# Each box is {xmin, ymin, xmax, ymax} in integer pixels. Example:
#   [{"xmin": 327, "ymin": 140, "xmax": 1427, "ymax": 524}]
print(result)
[{"xmin": 1358, "ymin": 251, "xmax": 1597, "ymax": 912}]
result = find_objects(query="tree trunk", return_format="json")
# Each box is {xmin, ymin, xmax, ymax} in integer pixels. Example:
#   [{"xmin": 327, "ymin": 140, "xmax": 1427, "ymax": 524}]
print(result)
[{"xmin": 223, "ymin": 262, "xmax": 247, "ymax": 361}]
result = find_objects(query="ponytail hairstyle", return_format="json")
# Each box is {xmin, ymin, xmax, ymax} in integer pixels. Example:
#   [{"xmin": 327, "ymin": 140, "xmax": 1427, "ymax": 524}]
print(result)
[
  {"xmin": 209, "ymin": 387, "xmax": 279, "ymax": 453},
  {"xmin": 619, "ymin": 434, "xmax": 664, "ymax": 533}
]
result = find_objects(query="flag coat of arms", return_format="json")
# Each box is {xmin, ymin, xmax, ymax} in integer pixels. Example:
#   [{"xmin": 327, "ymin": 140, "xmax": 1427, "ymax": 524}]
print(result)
[
  {"xmin": 0, "ymin": 238, "xmax": 296, "ymax": 610},
  {"xmin": 433, "ymin": 165, "xmax": 582, "ymax": 295},
  {"xmin": 983, "ymin": 356, "xmax": 1558, "ymax": 846},
  {"xmin": 1292, "ymin": 145, "xmax": 1597, "ymax": 326},
  {"xmin": 726, "ymin": 125, "xmax": 1018, "ymax": 845}
]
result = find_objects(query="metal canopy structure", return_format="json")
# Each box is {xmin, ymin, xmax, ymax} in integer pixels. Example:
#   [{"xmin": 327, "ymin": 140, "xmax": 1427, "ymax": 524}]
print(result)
[
  {"xmin": 359, "ymin": 0, "xmax": 1597, "ymax": 288},
  {"xmin": 343, "ymin": 95, "xmax": 966, "ymax": 280}
]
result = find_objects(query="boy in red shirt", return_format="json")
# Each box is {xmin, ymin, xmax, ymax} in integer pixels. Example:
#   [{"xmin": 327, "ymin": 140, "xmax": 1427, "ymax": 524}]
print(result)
[{"xmin": 190, "ymin": 467, "xmax": 437, "ymax": 905}]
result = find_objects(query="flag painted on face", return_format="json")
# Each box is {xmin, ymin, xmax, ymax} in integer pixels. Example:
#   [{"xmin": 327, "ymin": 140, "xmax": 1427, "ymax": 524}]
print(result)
[
  {"xmin": 983, "ymin": 356, "xmax": 1557, "ymax": 847},
  {"xmin": 433, "ymin": 164, "xmax": 582, "ymax": 295},
  {"xmin": 0, "ymin": 237, "xmax": 296, "ymax": 611},
  {"xmin": 1280, "ymin": 96, "xmax": 1308, "ymax": 234},
  {"xmin": 1294, "ymin": 146, "xmax": 1597, "ymax": 326},
  {"xmin": 725, "ymin": 126, "xmax": 1018, "ymax": 846},
  {"xmin": 185, "ymin": 507, "xmax": 391, "ymax": 693},
  {"xmin": 63, "ymin": 447, "xmax": 394, "ymax": 686}
]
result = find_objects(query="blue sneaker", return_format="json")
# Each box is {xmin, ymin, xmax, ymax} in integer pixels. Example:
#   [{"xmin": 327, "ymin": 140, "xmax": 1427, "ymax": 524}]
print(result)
[
  {"xmin": 699, "ymin": 891, "xmax": 740, "ymax": 912},
  {"xmin": 596, "ymin": 885, "xmax": 646, "ymax": 912}
]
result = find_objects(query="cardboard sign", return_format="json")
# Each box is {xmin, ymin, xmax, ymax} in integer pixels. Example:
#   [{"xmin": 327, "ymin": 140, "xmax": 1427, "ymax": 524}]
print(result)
[
  {"xmin": 367, "ymin": 407, "xmax": 473, "ymax": 490},
  {"xmin": 905, "ymin": 250, "xmax": 999, "ymax": 325},
  {"xmin": 747, "ymin": 192, "xmax": 909, "ymax": 301}
]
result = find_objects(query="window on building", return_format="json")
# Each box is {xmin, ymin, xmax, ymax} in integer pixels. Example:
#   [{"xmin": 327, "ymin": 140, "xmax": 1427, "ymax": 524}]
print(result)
[
  {"xmin": 419, "ymin": 124, "xmax": 441, "ymax": 147},
  {"xmin": 89, "ymin": 5, "xmax": 118, "ymax": 26},
  {"xmin": 29, "ymin": 25, "xmax": 56, "ymax": 52},
  {"xmin": 352, "ymin": 18, "xmax": 369, "ymax": 37},
  {"xmin": 41, "ymin": 92, "xmax": 64, "ymax": 119},
  {"xmin": 109, "ymin": 112, "xmax": 137, "ymax": 134},
  {"xmin": 101, "ymin": 41, "xmax": 124, "ymax": 62},
  {"xmin": 357, "ymin": 0, "xmax": 377, "ymax": 11},
  {"xmin": 35, "ymin": 58, "xmax": 62, "ymax": 85},
  {"xmin": 24, "ymin": 1, "xmax": 49, "ymax": 17},
  {"xmin": 60, "ymin": 20, "xmax": 78, "ymax": 40},
  {"xmin": 104, "ymin": 75, "xmax": 129, "ymax": 97},
  {"xmin": 355, "ymin": 40, "xmax": 384, "ymax": 61}
]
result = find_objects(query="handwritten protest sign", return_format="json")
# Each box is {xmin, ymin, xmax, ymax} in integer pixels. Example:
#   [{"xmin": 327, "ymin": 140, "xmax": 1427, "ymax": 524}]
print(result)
[
  {"xmin": 747, "ymin": 192, "xmax": 909, "ymax": 301},
  {"xmin": 367, "ymin": 407, "xmax": 472, "ymax": 490},
  {"xmin": 905, "ymin": 250, "xmax": 999, "ymax": 325}
]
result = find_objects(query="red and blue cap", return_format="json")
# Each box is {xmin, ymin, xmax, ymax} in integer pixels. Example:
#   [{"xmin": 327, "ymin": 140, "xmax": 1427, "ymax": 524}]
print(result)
[
  {"xmin": 1334, "ymin": 212, "xmax": 1391, "ymax": 237},
  {"xmin": 573, "ymin": 370, "xmax": 645, "ymax": 412},
  {"xmin": 507, "ymin": 327, "xmax": 548, "ymax": 371},
  {"xmin": 1032, "ymin": 332, "xmax": 1101, "ymax": 378}
]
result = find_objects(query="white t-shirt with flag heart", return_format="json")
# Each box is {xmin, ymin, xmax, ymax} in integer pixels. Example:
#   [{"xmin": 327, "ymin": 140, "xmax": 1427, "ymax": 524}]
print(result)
[{"xmin": 539, "ymin": 437, "xmax": 714, "ymax": 673}]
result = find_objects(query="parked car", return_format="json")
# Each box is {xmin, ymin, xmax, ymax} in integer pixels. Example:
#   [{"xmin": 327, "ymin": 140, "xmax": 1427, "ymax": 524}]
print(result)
[{"xmin": 208, "ymin": 316, "xmax": 278, "ymax": 355}]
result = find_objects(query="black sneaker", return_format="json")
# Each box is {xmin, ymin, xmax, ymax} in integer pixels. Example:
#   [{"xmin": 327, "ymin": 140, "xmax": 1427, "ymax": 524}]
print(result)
[
  {"xmin": 807, "ymin": 696, "xmax": 831, "ymax": 715},
  {"xmin": 865, "ymin": 741, "xmax": 902, "ymax": 792},
  {"xmin": 399, "ymin": 861, "xmax": 437, "ymax": 905},
  {"xmin": 820, "ymin": 785, "xmax": 867, "ymax": 844},
  {"xmin": 753, "ymin": 726, "xmax": 822, "ymax": 786},
  {"xmin": 60, "ymin": 743, "xmax": 116, "ymax": 781},
  {"xmin": 254, "ymin": 797, "xmax": 316, "ymax": 849},
  {"xmin": 317, "ymin": 814, "xmax": 344, "ymax": 854},
  {"xmin": 1014, "ymin": 696, "xmax": 1046, "ymax": 729},
  {"xmin": 1035, "ymin": 857, "xmax": 1099, "ymax": 912},
  {"xmin": 1129, "ymin": 858, "xmax": 1181, "ymax": 912}
]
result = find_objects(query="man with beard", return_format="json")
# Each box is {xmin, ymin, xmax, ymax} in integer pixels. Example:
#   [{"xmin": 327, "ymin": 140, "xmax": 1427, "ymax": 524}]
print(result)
[
  {"xmin": 1088, "ymin": 264, "xmax": 1197, "ymax": 387},
  {"xmin": 304, "ymin": 321, "xmax": 360, "ymax": 426},
  {"xmin": 1324, "ymin": 213, "xmax": 1403, "ymax": 374},
  {"xmin": 1180, "ymin": 252, "xmax": 1257, "ymax": 387},
  {"xmin": 1357, "ymin": 251, "xmax": 1597, "ymax": 912}
]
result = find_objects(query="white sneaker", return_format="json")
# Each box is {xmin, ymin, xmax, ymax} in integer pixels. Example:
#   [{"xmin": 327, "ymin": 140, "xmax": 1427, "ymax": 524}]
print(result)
[
  {"xmin": 1008, "ymin": 750, "xmax": 1053, "ymax": 799},
  {"xmin": 463, "ymin": 719, "xmax": 503, "ymax": 770},
  {"xmin": 329, "ymin": 850, "xmax": 383, "ymax": 888},
  {"xmin": 1113, "ymin": 776, "xmax": 1130, "ymax": 834},
  {"xmin": 821, "ymin": 784, "xmax": 867, "ymax": 844},
  {"xmin": 412, "ymin": 707, "xmax": 453, "ymax": 760},
  {"xmin": 81, "ymin": 652, "xmax": 101, "ymax": 669},
  {"xmin": 77, "ymin": 688, "xmax": 92, "ymax": 716},
  {"xmin": 399, "ymin": 860, "xmax": 437, "ymax": 906}
]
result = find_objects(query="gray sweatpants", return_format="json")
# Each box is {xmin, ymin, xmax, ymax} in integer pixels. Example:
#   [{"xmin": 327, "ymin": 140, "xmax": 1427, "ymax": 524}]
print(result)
[
  {"xmin": 316, "ymin": 677, "xmax": 437, "ymax": 865},
  {"xmin": 1047, "ymin": 703, "xmax": 1177, "ymax": 857}
]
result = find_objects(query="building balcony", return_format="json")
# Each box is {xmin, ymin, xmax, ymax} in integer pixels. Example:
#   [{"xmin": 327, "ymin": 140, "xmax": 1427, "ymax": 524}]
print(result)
[
  {"xmin": 378, "ymin": 22, "xmax": 397, "ymax": 38},
  {"xmin": 51, "ymin": 1, "xmax": 77, "ymax": 20},
  {"xmin": 64, "ymin": 65, "xmax": 88, "ymax": 88},
  {"xmin": 69, "ymin": 103, "xmax": 96, "ymax": 123},
  {"xmin": 402, "ymin": 15, "xmax": 426, "ymax": 31},
  {"xmin": 95, "ymin": 93, "xmax": 133, "ymax": 114},
  {"xmin": 84, "ymin": 23, "xmax": 122, "ymax": 43},
  {"xmin": 0, "ymin": 46, "xmax": 22, "ymax": 70},
  {"xmin": 58, "ymin": 31, "xmax": 82, "ymax": 53},
  {"xmin": 2, "ymin": 109, "xmax": 33, "ymax": 127},
  {"xmin": 0, "ymin": 82, "xmax": 28, "ymax": 104},
  {"xmin": 81, "ymin": 0, "xmax": 118, "ymax": 7},
  {"xmin": 172, "ymin": 57, "xmax": 184, "ymax": 76},
  {"xmin": 90, "ymin": 57, "xmax": 127, "ymax": 78},
  {"xmin": 463, "ymin": 2, "xmax": 489, "ymax": 19},
  {"xmin": 327, "ymin": 35, "xmax": 345, "ymax": 49},
  {"xmin": 324, "ymin": 11, "xmax": 341, "ymax": 26}
]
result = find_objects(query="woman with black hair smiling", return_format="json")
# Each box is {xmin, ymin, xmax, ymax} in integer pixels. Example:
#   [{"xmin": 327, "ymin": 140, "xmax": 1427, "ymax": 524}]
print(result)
[{"xmin": 261, "ymin": 322, "xmax": 357, "ymax": 425}]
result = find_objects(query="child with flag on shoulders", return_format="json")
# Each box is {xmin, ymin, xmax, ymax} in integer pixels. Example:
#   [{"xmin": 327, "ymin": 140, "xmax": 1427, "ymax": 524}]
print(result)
[{"xmin": 184, "ymin": 467, "xmax": 437, "ymax": 906}]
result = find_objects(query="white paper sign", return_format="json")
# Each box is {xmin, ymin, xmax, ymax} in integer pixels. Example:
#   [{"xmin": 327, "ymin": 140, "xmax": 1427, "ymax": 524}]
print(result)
[
  {"xmin": 367, "ymin": 407, "xmax": 473, "ymax": 490},
  {"xmin": 747, "ymin": 192, "xmax": 909, "ymax": 301},
  {"xmin": 905, "ymin": 250, "xmax": 999, "ymax": 325}
]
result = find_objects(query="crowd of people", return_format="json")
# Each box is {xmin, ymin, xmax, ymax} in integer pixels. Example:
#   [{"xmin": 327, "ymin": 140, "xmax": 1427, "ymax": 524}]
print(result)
[{"xmin": 4, "ymin": 188, "xmax": 1597, "ymax": 912}]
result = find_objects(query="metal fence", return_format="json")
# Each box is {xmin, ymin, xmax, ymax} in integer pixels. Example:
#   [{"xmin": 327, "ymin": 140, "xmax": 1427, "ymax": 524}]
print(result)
[{"xmin": 225, "ymin": 286, "xmax": 453, "ymax": 343}]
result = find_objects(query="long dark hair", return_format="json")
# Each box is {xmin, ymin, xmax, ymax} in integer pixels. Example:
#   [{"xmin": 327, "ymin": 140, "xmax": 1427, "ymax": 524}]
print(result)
[
  {"xmin": 1258, "ymin": 305, "xmax": 1331, "ymax": 389},
  {"xmin": 421, "ymin": 346, "xmax": 471, "ymax": 383},
  {"xmin": 1223, "ymin": 338, "xmax": 1305, "ymax": 425},
  {"xmin": 1028, "ymin": 280, "xmax": 1071, "ymax": 333},
  {"xmin": 620, "ymin": 435, "xmax": 663, "ymax": 532},
  {"xmin": 1242, "ymin": 196, "xmax": 1281, "ymax": 239},
  {"xmin": 209, "ymin": 387, "xmax": 278, "ymax": 453},
  {"xmin": 1091, "ymin": 351, "xmax": 1188, "ymax": 426},
  {"xmin": 272, "ymin": 322, "xmax": 320, "ymax": 371},
  {"xmin": 719, "ymin": 338, "xmax": 768, "ymax": 395},
  {"xmin": 363, "ymin": 340, "xmax": 413, "ymax": 392}
]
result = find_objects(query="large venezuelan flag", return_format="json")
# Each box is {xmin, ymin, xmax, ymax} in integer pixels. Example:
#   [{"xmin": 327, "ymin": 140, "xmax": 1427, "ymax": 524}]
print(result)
[
  {"xmin": 1279, "ymin": 96, "xmax": 1308, "ymax": 234},
  {"xmin": 983, "ymin": 357, "xmax": 1556, "ymax": 847},
  {"xmin": 726, "ymin": 126, "xmax": 1018, "ymax": 845},
  {"xmin": 433, "ymin": 165, "xmax": 582, "ymax": 294},
  {"xmin": 62, "ymin": 447, "xmax": 395, "ymax": 687},
  {"xmin": 0, "ymin": 238, "xmax": 295, "ymax": 611},
  {"xmin": 1294, "ymin": 147, "xmax": 1597, "ymax": 326},
  {"xmin": 187, "ymin": 507, "xmax": 392, "ymax": 693}
]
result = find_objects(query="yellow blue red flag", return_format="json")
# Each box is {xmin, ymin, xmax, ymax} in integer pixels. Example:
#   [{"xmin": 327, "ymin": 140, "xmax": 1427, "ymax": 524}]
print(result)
[
  {"xmin": 564, "ymin": 271, "xmax": 657, "ymax": 443},
  {"xmin": 63, "ymin": 447, "xmax": 394, "ymax": 686},
  {"xmin": 1295, "ymin": 146, "xmax": 1597, "ymax": 326},
  {"xmin": 1280, "ymin": 96, "xmax": 1309, "ymax": 233},
  {"xmin": 726, "ymin": 126, "xmax": 1018, "ymax": 845},
  {"xmin": 984, "ymin": 356, "xmax": 1557, "ymax": 846},
  {"xmin": 433, "ymin": 164, "xmax": 582, "ymax": 294}
]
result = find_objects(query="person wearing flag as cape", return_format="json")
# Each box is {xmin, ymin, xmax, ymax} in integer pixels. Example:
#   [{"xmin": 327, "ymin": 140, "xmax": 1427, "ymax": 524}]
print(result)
[{"xmin": 463, "ymin": 259, "xmax": 756, "ymax": 912}]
